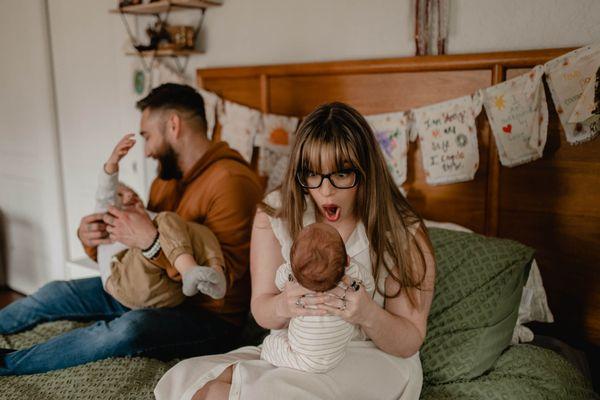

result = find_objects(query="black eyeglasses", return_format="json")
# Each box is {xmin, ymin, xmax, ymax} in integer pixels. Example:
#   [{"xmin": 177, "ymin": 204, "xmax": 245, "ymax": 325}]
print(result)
[{"xmin": 297, "ymin": 169, "xmax": 360, "ymax": 189}]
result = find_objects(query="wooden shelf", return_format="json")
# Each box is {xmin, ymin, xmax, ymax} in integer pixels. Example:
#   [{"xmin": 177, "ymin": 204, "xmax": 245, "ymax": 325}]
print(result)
[
  {"xmin": 111, "ymin": 0, "xmax": 221, "ymax": 15},
  {"xmin": 126, "ymin": 48, "xmax": 204, "ymax": 57}
]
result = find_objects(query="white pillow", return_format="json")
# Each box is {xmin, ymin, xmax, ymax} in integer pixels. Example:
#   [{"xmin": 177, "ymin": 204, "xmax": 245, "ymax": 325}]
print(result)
[{"xmin": 423, "ymin": 219, "xmax": 554, "ymax": 344}]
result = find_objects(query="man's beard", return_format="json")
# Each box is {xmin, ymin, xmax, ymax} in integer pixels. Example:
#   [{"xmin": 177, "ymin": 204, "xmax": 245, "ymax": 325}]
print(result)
[{"xmin": 158, "ymin": 145, "xmax": 183, "ymax": 180}]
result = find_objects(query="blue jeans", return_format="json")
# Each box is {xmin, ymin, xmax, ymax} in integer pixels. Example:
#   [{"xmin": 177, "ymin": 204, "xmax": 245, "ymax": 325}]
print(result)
[{"xmin": 0, "ymin": 278, "xmax": 238, "ymax": 375}]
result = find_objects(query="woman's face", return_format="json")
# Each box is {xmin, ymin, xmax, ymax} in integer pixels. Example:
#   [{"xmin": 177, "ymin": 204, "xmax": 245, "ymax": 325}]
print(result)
[{"xmin": 306, "ymin": 164, "xmax": 359, "ymax": 224}]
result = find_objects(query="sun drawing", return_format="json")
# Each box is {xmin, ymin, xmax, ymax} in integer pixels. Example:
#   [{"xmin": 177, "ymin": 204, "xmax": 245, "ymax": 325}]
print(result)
[{"xmin": 494, "ymin": 95, "xmax": 505, "ymax": 110}]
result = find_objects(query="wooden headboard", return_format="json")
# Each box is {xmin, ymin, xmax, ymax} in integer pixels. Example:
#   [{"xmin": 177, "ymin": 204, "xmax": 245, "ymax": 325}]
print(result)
[{"xmin": 197, "ymin": 48, "xmax": 600, "ymax": 351}]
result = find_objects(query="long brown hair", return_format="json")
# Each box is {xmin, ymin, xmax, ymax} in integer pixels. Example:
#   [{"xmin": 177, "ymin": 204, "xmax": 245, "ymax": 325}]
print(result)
[{"xmin": 267, "ymin": 102, "xmax": 429, "ymax": 303}]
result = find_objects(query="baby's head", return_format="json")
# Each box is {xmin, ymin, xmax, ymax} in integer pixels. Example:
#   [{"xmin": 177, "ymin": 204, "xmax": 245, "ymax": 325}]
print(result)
[
  {"xmin": 290, "ymin": 223, "xmax": 347, "ymax": 292},
  {"xmin": 117, "ymin": 183, "xmax": 143, "ymax": 208}
]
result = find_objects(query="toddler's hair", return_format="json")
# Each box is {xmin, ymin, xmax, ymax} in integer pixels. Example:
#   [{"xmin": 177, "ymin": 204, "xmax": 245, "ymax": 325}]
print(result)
[{"xmin": 290, "ymin": 223, "xmax": 347, "ymax": 292}]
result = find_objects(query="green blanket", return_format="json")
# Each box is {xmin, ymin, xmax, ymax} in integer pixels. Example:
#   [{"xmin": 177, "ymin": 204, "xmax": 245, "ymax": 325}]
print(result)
[{"xmin": 1, "ymin": 321, "xmax": 596, "ymax": 400}]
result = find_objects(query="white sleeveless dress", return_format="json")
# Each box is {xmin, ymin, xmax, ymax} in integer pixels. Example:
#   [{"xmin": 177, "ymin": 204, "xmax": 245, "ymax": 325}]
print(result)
[{"xmin": 154, "ymin": 192, "xmax": 423, "ymax": 400}]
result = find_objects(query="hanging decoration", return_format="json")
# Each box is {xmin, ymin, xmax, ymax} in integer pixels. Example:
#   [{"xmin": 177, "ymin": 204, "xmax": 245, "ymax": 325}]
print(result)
[
  {"xmin": 198, "ymin": 89, "xmax": 221, "ymax": 140},
  {"xmin": 201, "ymin": 43, "xmax": 598, "ymax": 186},
  {"xmin": 412, "ymin": 93, "xmax": 482, "ymax": 185},
  {"xmin": 545, "ymin": 43, "xmax": 600, "ymax": 144},
  {"xmin": 217, "ymin": 100, "xmax": 262, "ymax": 162},
  {"xmin": 415, "ymin": 0, "xmax": 450, "ymax": 56},
  {"xmin": 365, "ymin": 111, "xmax": 411, "ymax": 185},
  {"xmin": 568, "ymin": 66, "xmax": 600, "ymax": 131},
  {"xmin": 256, "ymin": 113, "xmax": 299, "ymax": 177},
  {"xmin": 265, "ymin": 155, "xmax": 291, "ymax": 193},
  {"xmin": 483, "ymin": 65, "xmax": 548, "ymax": 167}
]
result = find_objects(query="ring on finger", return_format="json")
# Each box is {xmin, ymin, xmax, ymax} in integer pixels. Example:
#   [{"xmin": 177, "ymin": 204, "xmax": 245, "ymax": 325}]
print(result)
[
  {"xmin": 295, "ymin": 297, "xmax": 305, "ymax": 308},
  {"xmin": 350, "ymin": 280, "xmax": 361, "ymax": 292}
]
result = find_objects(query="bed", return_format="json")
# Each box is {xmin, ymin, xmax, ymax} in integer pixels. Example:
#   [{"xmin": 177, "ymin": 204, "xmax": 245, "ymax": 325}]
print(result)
[{"xmin": 1, "ymin": 48, "xmax": 598, "ymax": 399}]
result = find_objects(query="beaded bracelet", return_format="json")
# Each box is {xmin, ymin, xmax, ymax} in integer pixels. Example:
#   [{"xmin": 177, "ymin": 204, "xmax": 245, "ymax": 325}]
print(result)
[{"xmin": 141, "ymin": 232, "xmax": 161, "ymax": 260}]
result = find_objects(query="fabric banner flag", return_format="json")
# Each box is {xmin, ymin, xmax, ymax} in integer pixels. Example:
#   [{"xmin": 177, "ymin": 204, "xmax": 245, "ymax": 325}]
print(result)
[
  {"xmin": 217, "ymin": 100, "xmax": 262, "ymax": 162},
  {"xmin": 544, "ymin": 42, "xmax": 600, "ymax": 144},
  {"xmin": 483, "ymin": 65, "xmax": 548, "ymax": 167},
  {"xmin": 365, "ymin": 111, "xmax": 410, "ymax": 186},
  {"xmin": 198, "ymin": 89, "xmax": 221, "ymax": 140},
  {"xmin": 265, "ymin": 155, "xmax": 291, "ymax": 193},
  {"xmin": 568, "ymin": 65, "xmax": 600, "ymax": 129},
  {"xmin": 412, "ymin": 93, "xmax": 482, "ymax": 185},
  {"xmin": 256, "ymin": 113, "xmax": 299, "ymax": 177}
]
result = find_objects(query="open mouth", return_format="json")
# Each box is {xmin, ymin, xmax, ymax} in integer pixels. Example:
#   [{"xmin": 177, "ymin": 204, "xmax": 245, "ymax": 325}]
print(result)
[{"xmin": 322, "ymin": 204, "xmax": 341, "ymax": 222}]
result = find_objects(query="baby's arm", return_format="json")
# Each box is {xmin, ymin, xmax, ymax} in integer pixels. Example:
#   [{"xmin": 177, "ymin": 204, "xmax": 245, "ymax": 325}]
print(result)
[
  {"xmin": 274, "ymin": 262, "xmax": 293, "ymax": 292},
  {"xmin": 95, "ymin": 134, "xmax": 136, "ymax": 213}
]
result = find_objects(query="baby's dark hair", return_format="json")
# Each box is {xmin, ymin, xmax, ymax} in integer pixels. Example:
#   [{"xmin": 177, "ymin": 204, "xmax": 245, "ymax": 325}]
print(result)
[{"xmin": 290, "ymin": 223, "xmax": 347, "ymax": 292}]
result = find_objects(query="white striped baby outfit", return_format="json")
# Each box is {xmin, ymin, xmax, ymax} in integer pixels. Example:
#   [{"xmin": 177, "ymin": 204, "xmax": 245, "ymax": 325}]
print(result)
[{"xmin": 260, "ymin": 261, "xmax": 375, "ymax": 373}]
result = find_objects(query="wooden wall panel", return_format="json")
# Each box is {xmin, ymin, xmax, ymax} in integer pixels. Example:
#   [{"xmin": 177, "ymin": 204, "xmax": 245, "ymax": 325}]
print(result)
[
  {"xmin": 201, "ymin": 77, "xmax": 262, "ymax": 109},
  {"xmin": 268, "ymin": 70, "xmax": 491, "ymax": 116},
  {"xmin": 497, "ymin": 68, "xmax": 600, "ymax": 346}
]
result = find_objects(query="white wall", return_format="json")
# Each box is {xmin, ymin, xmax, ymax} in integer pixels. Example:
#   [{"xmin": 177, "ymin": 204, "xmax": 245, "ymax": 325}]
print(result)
[
  {"xmin": 1, "ymin": 0, "xmax": 599, "ymax": 292},
  {"xmin": 0, "ymin": 1, "xmax": 67, "ymax": 293}
]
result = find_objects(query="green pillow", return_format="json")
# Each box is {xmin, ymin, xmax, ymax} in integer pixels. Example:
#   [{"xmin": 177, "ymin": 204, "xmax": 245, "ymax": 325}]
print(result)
[{"xmin": 421, "ymin": 228, "xmax": 534, "ymax": 384}]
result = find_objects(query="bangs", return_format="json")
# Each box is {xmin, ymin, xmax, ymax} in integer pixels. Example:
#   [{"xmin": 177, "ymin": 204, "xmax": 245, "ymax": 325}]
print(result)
[{"xmin": 299, "ymin": 129, "xmax": 359, "ymax": 173}]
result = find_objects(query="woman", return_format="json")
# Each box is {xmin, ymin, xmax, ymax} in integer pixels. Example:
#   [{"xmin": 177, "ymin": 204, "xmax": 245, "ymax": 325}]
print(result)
[{"xmin": 155, "ymin": 102, "xmax": 436, "ymax": 400}]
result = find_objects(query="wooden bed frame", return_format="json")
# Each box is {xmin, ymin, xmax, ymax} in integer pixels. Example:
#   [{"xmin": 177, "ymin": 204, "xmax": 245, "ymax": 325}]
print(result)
[{"xmin": 197, "ymin": 48, "xmax": 600, "ymax": 353}]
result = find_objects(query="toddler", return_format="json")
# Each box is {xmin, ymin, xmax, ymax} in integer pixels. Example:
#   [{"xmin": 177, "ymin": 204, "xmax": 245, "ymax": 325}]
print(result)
[
  {"xmin": 95, "ymin": 134, "xmax": 226, "ymax": 309},
  {"xmin": 260, "ymin": 222, "xmax": 374, "ymax": 373}
]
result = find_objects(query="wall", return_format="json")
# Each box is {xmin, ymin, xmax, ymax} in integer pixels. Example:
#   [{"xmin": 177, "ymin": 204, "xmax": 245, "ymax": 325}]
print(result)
[
  {"xmin": 1, "ymin": 0, "xmax": 599, "ymax": 292},
  {"xmin": 0, "ymin": 1, "xmax": 67, "ymax": 293}
]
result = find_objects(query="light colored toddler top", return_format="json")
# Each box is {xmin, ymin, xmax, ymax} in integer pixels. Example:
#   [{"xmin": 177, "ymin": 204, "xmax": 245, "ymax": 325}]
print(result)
[{"xmin": 94, "ymin": 170, "xmax": 155, "ymax": 288}]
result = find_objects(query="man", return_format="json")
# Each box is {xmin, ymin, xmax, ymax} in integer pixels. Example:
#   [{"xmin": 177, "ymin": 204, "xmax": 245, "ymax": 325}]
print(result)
[{"xmin": 0, "ymin": 84, "xmax": 263, "ymax": 375}]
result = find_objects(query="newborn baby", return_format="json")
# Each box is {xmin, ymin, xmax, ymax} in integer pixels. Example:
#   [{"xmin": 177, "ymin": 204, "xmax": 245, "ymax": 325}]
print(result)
[{"xmin": 260, "ymin": 222, "xmax": 374, "ymax": 373}]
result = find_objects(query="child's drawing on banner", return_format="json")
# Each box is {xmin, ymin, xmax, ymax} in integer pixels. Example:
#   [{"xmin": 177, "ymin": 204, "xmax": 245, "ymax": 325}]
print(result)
[
  {"xmin": 198, "ymin": 89, "xmax": 221, "ymax": 140},
  {"xmin": 483, "ymin": 65, "xmax": 548, "ymax": 167},
  {"xmin": 217, "ymin": 100, "xmax": 262, "ymax": 162},
  {"xmin": 569, "ymin": 66, "xmax": 600, "ymax": 130},
  {"xmin": 256, "ymin": 113, "xmax": 299, "ymax": 176},
  {"xmin": 412, "ymin": 93, "xmax": 482, "ymax": 185},
  {"xmin": 545, "ymin": 42, "xmax": 600, "ymax": 144},
  {"xmin": 365, "ymin": 111, "xmax": 410, "ymax": 186},
  {"xmin": 265, "ymin": 154, "xmax": 291, "ymax": 193}
]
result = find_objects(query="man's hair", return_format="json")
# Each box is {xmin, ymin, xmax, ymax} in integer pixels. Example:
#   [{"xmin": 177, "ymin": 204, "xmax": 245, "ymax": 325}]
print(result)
[{"xmin": 136, "ymin": 83, "xmax": 207, "ymax": 134}]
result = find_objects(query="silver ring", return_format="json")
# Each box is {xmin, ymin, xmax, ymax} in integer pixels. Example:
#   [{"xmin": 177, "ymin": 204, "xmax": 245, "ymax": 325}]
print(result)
[
  {"xmin": 350, "ymin": 280, "xmax": 361, "ymax": 292},
  {"xmin": 295, "ymin": 297, "xmax": 305, "ymax": 308}
]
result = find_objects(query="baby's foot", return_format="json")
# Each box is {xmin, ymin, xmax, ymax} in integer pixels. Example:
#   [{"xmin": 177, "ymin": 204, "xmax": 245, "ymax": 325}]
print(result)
[
  {"xmin": 182, "ymin": 266, "xmax": 204, "ymax": 296},
  {"xmin": 181, "ymin": 266, "xmax": 227, "ymax": 299}
]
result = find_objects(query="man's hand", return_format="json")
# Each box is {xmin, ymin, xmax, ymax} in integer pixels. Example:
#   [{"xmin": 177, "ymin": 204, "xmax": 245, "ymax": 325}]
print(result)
[
  {"xmin": 104, "ymin": 205, "xmax": 157, "ymax": 249},
  {"xmin": 78, "ymin": 213, "xmax": 113, "ymax": 248},
  {"xmin": 104, "ymin": 133, "xmax": 136, "ymax": 175}
]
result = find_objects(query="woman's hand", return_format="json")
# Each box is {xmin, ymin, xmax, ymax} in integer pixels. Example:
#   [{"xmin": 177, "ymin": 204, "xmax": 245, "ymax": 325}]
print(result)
[
  {"xmin": 318, "ymin": 275, "xmax": 378, "ymax": 326},
  {"xmin": 275, "ymin": 281, "xmax": 329, "ymax": 319}
]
